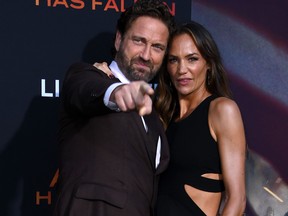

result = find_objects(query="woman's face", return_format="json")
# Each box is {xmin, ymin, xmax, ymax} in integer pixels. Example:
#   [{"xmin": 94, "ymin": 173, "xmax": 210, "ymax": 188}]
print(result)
[{"xmin": 167, "ymin": 33, "xmax": 209, "ymax": 98}]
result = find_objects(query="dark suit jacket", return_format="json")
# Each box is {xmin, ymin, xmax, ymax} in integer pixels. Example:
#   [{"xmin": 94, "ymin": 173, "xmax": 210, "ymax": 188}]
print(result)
[{"xmin": 53, "ymin": 62, "xmax": 169, "ymax": 216}]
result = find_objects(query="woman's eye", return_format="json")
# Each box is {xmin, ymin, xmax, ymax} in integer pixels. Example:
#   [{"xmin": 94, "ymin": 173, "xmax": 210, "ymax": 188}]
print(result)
[
  {"xmin": 188, "ymin": 57, "xmax": 198, "ymax": 62},
  {"xmin": 168, "ymin": 58, "xmax": 177, "ymax": 63}
]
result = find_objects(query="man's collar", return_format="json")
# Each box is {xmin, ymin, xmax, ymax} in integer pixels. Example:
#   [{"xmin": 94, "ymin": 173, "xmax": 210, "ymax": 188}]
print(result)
[{"xmin": 109, "ymin": 61, "xmax": 130, "ymax": 84}]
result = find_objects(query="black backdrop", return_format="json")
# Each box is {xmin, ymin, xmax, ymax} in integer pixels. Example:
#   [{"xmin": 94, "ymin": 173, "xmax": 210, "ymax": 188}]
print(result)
[{"xmin": 0, "ymin": 1, "xmax": 191, "ymax": 215}]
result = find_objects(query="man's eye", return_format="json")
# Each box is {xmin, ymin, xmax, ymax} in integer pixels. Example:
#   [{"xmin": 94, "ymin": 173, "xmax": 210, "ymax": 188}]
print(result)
[
  {"xmin": 153, "ymin": 45, "xmax": 165, "ymax": 51},
  {"xmin": 133, "ymin": 38, "xmax": 142, "ymax": 44}
]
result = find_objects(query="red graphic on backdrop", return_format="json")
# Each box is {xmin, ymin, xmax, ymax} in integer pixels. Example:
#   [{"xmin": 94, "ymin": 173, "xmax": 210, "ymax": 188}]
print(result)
[
  {"xmin": 35, "ymin": 169, "xmax": 59, "ymax": 205},
  {"xmin": 34, "ymin": 0, "xmax": 176, "ymax": 15}
]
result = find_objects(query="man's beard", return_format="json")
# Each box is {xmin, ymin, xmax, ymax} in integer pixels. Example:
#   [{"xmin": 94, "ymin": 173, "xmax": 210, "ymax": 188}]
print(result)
[{"xmin": 115, "ymin": 48, "xmax": 159, "ymax": 82}]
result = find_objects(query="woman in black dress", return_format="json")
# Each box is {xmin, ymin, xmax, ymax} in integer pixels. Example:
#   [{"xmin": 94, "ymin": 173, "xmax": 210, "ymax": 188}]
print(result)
[{"xmin": 155, "ymin": 21, "xmax": 246, "ymax": 215}]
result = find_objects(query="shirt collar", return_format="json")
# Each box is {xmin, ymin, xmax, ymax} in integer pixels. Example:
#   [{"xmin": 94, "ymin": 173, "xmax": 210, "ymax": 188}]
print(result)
[{"xmin": 109, "ymin": 61, "xmax": 130, "ymax": 84}]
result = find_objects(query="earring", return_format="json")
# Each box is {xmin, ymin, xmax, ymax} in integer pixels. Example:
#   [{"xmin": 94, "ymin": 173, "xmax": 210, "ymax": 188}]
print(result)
[{"xmin": 207, "ymin": 69, "xmax": 211, "ymax": 86}]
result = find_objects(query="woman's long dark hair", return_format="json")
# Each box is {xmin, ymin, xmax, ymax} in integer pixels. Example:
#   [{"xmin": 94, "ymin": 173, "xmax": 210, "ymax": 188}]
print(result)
[{"xmin": 154, "ymin": 21, "xmax": 232, "ymax": 129}]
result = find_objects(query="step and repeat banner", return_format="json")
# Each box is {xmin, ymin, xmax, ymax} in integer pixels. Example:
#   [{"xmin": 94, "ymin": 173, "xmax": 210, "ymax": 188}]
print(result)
[
  {"xmin": 191, "ymin": 0, "xmax": 288, "ymax": 215},
  {"xmin": 1, "ymin": 0, "xmax": 287, "ymax": 215},
  {"xmin": 0, "ymin": 1, "xmax": 191, "ymax": 216}
]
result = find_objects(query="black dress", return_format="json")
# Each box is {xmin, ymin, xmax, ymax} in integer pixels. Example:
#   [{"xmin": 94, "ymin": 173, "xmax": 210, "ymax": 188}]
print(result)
[{"xmin": 156, "ymin": 95, "xmax": 225, "ymax": 216}]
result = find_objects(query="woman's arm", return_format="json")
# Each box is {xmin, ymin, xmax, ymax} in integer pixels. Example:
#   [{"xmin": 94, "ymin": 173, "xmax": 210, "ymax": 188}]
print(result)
[{"xmin": 209, "ymin": 97, "xmax": 246, "ymax": 216}]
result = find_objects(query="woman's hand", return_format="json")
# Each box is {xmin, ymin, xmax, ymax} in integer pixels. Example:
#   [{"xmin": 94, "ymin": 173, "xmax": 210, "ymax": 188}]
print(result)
[{"xmin": 93, "ymin": 62, "xmax": 114, "ymax": 78}]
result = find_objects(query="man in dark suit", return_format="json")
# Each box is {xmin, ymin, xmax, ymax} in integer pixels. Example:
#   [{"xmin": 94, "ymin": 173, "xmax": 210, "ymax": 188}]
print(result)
[{"xmin": 53, "ymin": 1, "xmax": 175, "ymax": 216}]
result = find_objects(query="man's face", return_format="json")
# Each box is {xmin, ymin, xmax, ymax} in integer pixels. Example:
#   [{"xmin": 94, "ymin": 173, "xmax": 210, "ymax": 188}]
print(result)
[{"xmin": 115, "ymin": 16, "xmax": 169, "ymax": 82}]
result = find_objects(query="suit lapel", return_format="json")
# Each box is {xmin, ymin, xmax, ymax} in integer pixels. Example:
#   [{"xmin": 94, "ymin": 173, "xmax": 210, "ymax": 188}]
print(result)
[
  {"xmin": 133, "ymin": 111, "xmax": 170, "ymax": 174},
  {"xmin": 144, "ymin": 111, "xmax": 170, "ymax": 175},
  {"xmin": 130, "ymin": 112, "xmax": 157, "ymax": 170},
  {"xmin": 144, "ymin": 114, "xmax": 160, "ymax": 165}
]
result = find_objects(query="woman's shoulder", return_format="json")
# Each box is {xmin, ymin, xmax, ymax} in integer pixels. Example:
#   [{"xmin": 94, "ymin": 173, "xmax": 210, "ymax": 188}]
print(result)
[
  {"xmin": 209, "ymin": 96, "xmax": 244, "ymax": 139},
  {"xmin": 209, "ymin": 96, "xmax": 241, "ymax": 118}
]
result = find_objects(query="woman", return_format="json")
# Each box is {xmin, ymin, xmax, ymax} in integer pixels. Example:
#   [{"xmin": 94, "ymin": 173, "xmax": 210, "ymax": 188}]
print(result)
[{"xmin": 154, "ymin": 21, "xmax": 246, "ymax": 215}]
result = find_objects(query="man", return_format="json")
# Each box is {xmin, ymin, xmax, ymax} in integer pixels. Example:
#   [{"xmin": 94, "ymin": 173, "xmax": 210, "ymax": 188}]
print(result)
[{"xmin": 53, "ymin": 1, "xmax": 175, "ymax": 216}]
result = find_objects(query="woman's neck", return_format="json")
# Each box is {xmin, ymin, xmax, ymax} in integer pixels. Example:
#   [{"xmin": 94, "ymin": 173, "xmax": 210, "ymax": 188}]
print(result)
[{"xmin": 177, "ymin": 90, "xmax": 211, "ymax": 121}]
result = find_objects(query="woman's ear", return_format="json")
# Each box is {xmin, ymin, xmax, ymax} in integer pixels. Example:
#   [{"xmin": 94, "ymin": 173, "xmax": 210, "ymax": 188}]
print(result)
[{"xmin": 206, "ymin": 68, "xmax": 212, "ymax": 86}]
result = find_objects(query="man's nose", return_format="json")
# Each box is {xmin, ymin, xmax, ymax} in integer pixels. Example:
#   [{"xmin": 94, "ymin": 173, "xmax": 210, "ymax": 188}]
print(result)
[{"xmin": 139, "ymin": 46, "xmax": 151, "ymax": 61}]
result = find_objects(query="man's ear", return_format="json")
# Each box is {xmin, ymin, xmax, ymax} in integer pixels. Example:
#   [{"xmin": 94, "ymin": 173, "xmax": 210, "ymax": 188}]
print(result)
[{"xmin": 114, "ymin": 31, "xmax": 122, "ymax": 52}]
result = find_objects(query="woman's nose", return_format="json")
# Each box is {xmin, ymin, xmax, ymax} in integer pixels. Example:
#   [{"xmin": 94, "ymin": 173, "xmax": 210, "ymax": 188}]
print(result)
[{"xmin": 178, "ymin": 61, "xmax": 188, "ymax": 74}]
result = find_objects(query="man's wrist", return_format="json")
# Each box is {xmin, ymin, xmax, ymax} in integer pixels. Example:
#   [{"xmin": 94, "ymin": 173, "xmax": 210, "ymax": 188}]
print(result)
[{"xmin": 104, "ymin": 82, "xmax": 124, "ymax": 110}]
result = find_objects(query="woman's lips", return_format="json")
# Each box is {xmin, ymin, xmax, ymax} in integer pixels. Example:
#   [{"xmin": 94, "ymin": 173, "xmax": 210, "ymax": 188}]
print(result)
[{"xmin": 177, "ymin": 78, "xmax": 192, "ymax": 85}]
